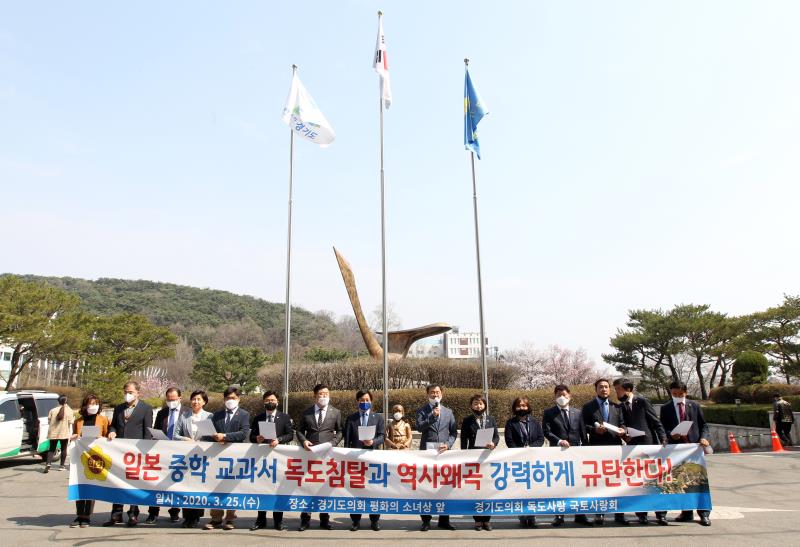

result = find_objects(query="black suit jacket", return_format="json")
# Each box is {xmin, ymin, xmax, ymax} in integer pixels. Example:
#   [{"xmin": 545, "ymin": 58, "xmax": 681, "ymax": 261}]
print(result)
[
  {"xmin": 504, "ymin": 416, "xmax": 544, "ymax": 448},
  {"xmin": 153, "ymin": 406, "xmax": 192, "ymax": 438},
  {"xmin": 660, "ymin": 400, "xmax": 709, "ymax": 444},
  {"xmin": 460, "ymin": 414, "xmax": 500, "ymax": 449},
  {"xmin": 109, "ymin": 400, "xmax": 153, "ymax": 439},
  {"xmin": 249, "ymin": 411, "xmax": 294, "ymax": 444},
  {"xmin": 205, "ymin": 408, "xmax": 250, "ymax": 443},
  {"xmin": 296, "ymin": 405, "xmax": 343, "ymax": 446},
  {"xmin": 582, "ymin": 398, "xmax": 626, "ymax": 446},
  {"xmin": 621, "ymin": 395, "xmax": 666, "ymax": 445},
  {"xmin": 343, "ymin": 411, "xmax": 385, "ymax": 449},
  {"xmin": 542, "ymin": 406, "xmax": 586, "ymax": 446}
]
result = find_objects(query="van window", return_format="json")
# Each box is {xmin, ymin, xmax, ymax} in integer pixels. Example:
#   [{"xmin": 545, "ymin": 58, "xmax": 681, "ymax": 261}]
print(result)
[
  {"xmin": 0, "ymin": 399, "xmax": 21, "ymax": 421},
  {"xmin": 35, "ymin": 398, "xmax": 59, "ymax": 417}
]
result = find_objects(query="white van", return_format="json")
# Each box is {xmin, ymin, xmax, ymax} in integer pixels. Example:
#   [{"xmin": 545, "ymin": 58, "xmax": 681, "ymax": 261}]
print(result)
[{"xmin": 0, "ymin": 390, "xmax": 62, "ymax": 461}]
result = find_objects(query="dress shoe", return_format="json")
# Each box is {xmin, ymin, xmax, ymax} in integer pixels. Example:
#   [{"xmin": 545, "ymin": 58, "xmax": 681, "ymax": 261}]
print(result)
[
  {"xmin": 126, "ymin": 516, "xmax": 138, "ymax": 527},
  {"xmin": 144, "ymin": 515, "xmax": 157, "ymax": 525},
  {"xmin": 438, "ymin": 522, "xmax": 456, "ymax": 531},
  {"xmin": 102, "ymin": 519, "xmax": 121, "ymax": 527},
  {"xmin": 298, "ymin": 522, "xmax": 309, "ymax": 532},
  {"xmin": 474, "ymin": 523, "xmax": 482, "ymax": 531},
  {"xmin": 350, "ymin": 522, "xmax": 360, "ymax": 531},
  {"xmin": 250, "ymin": 521, "xmax": 267, "ymax": 531},
  {"xmin": 551, "ymin": 515, "xmax": 564, "ymax": 527},
  {"xmin": 638, "ymin": 515, "xmax": 649, "ymax": 525},
  {"xmin": 43, "ymin": 465, "xmax": 50, "ymax": 474},
  {"xmin": 170, "ymin": 515, "xmax": 180, "ymax": 523},
  {"xmin": 222, "ymin": 521, "xmax": 235, "ymax": 530},
  {"xmin": 575, "ymin": 515, "xmax": 593, "ymax": 526},
  {"xmin": 203, "ymin": 521, "xmax": 222, "ymax": 530},
  {"xmin": 370, "ymin": 521, "xmax": 381, "ymax": 531},
  {"xmin": 615, "ymin": 516, "xmax": 630, "ymax": 526},
  {"xmin": 274, "ymin": 523, "xmax": 288, "ymax": 531},
  {"xmin": 699, "ymin": 516, "xmax": 711, "ymax": 527},
  {"xmin": 656, "ymin": 516, "xmax": 669, "ymax": 526},
  {"xmin": 482, "ymin": 522, "xmax": 492, "ymax": 531},
  {"xmin": 320, "ymin": 521, "xmax": 333, "ymax": 530},
  {"xmin": 70, "ymin": 519, "xmax": 81, "ymax": 528},
  {"xmin": 674, "ymin": 513, "xmax": 694, "ymax": 523},
  {"xmin": 79, "ymin": 520, "xmax": 90, "ymax": 528},
  {"xmin": 594, "ymin": 515, "xmax": 605, "ymax": 526},
  {"xmin": 420, "ymin": 522, "xmax": 430, "ymax": 532}
]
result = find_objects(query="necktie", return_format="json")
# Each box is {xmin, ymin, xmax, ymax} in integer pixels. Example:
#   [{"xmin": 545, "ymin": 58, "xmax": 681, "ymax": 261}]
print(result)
[
  {"xmin": 624, "ymin": 401, "xmax": 632, "ymax": 421},
  {"xmin": 479, "ymin": 415, "xmax": 485, "ymax": 430},
  {"xmin": 678, "ymin": 402, "xmax": 686, "ymax": 421},
  {"xmin": 601, "ymin": 400, "xmax": 609, "ymax": 422},
  {"xmin": 562, "ymin": 409, "xmax": 570, "ymax": 432},
  {"xmin": 225, "ymin": 410, "xmax": 233, "ymax": 430},
  {"xmin": 361, "ymin": 413, "xmax": 368, "ymax": 427},
  {"xmin": 267, "ymin": 414, "xmax": 274, "ymax": 423},
  {"xmin": 520, "ymin": 419, "xmax": 529, "ymax": 446},
  {"xmin": 317, "ymin": 408, "xmax": 323, "ymax": 428},
  {"xmin": 167, "ymin": 408, "xmax": 176, "ymax": 439}
]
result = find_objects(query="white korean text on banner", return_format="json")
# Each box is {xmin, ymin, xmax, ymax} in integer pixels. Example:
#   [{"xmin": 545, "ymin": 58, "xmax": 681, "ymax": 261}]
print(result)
[{"xmin": 68, "ymin": 439, "xmax": 711, "ymax": 516}]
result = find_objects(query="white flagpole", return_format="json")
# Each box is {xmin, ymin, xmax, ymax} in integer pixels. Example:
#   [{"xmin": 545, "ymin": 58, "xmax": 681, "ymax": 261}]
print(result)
[
  {"xmin": 282, "ymin": 64, "xmax": 297, "ymax": 414},
  {"xmin": 378, "ymin": 10, "xmax": 390, "ymax": 422},
  {"xmin": 465, "ymin": 58, "xmax": 490, "ymax": 413}
]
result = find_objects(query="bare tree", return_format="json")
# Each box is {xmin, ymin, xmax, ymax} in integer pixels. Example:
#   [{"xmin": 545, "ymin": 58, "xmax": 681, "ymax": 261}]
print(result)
[{"xmin": 505, "ymin": 343, "xmax": 605, "ymax": 389}]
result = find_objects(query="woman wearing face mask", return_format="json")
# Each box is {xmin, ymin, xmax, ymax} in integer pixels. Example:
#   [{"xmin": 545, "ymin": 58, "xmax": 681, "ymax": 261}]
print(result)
[
  {"xmin": 384, "ymin": 404, "xmax": 412, "ymax": 449},
  {"xmin": 70, "ymin": 394, "xmax": 108, "ymax": 527},
  {"xmin": 505, "ymin": 396, "xmax": 544, "ymax": 528},
  {"xmin": 461, "ymin": 394, "xmax": 499, "ymax": 531},
  {"xmin": 173, "ymin": 390, "xmax": 212, "ymax": 528},
  {"xmin": 45, "ymin": 395, "xmax": 74, "ymax": 473}
]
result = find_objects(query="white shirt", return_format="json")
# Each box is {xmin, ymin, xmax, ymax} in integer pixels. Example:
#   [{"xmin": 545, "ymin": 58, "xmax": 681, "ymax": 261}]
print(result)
[{"xmin": 314, "ymin": 404, "xmax": 327, "ymax": 424}]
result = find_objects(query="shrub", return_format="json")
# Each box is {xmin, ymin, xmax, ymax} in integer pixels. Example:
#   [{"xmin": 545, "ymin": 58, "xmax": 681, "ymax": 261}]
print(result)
[
  {"xmin": 710, "ymin": 383, "xmax": 800, "ymax": 404},
  {"xmin": 701, "ymin": 404, "xmax": 771, "ymax": 428},
  {"xmin": 732, "ymin": 351, "xmax": 769, "ymax": 386}
]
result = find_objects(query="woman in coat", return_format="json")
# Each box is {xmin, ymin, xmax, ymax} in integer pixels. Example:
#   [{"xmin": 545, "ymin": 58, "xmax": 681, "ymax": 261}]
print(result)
[
  {"xmin": 460, "ymin": 393, "xmax": 499, "ymax": 531},
  {"xmin": 45, "ymin": 396, "xmax": 74, "ymax": 473},
  {"xmin": 69, "ymin": 394, "xmax": 109, "ymax": 527},
  {"xmin": 504, "ymin": 396, "xmax": 544, "ymax": 528},
  {"xmin": 173, "ymin": 389, "xmax": 213, "ymax": 528}
]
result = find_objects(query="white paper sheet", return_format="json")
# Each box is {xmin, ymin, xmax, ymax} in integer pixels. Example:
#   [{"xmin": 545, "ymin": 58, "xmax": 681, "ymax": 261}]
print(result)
[
  {"xmin": 194, "ymin": 419, "xmax": 218, "ymax": 438},
  {"xmin": 80, "ymin": 425, "xmax": 101, "ymax": 438},
  {"xmin": 474, "ymin": 428, "xmax": 495, "ymax": 447},
  {"xmin": 671, "ymin": 421, "xmax": 693, "ymax": 436},
  {"xmin": 259, "ymin": 421, "xmax": 278, "ymax": 440},
  {"xmin": 309, "ymin": 442, "xmax": 332, "ymax": 453},
  {"xmin": 602, "ymin": 422, "xmax": 624, "ymax": 435},
  {"xmin": 147, "ymin": 428, "xmax": 169, "ymax": 440},
  {"xmin": 358, "ymin": 425, "xmax": 376, "ymax": 441},
  {"xmin": 626, "ymin": 427, "xmax": 646, "ymax": 438}
]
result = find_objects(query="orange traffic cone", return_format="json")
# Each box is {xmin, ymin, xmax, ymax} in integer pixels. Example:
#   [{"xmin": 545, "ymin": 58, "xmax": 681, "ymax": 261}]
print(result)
[
  {"xmin": 728, "ymin": 431, "xmax": 742, "ymax": 454},
  {"xmin": 770, "ymin": 430, "xmax": 786, "ymax": 452}
]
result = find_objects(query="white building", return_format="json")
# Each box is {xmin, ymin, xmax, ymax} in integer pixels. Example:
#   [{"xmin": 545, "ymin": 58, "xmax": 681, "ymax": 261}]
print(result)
[
  {"xmin": 407, "ymin": 337, "xmax": 445, "ymax": 358},
  {"xmin": 0, "ymin": 345, "xmax": 14, "ymax": 388},
  {"xmin": 443, "ymin": 329, "xmax": 492, "ymax": 359}
]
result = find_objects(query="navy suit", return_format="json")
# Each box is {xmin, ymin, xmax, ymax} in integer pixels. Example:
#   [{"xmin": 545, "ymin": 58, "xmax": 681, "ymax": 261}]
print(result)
[
  {"xmin": 416, "ymin": 402, "xmax": 457, "ymax": 527},
  {"xmin": 504, "ymin": 416, "xmax": 544, "ymax": 448},
  {"xmin": 148, "ymin": 405, "xmax": 191, "ymax": 519},
  {"xmin": 581, "ymin": 398, "xmax": 626, "ymax": 446},
  {"xmin": 542, "ymin": 406, "xmax": 586, "ymax": 447},
  {"xmin": 204, "ymin": 408, "xmax": 251, "ymax": 442},
  {"xmin": 108, "ymin": 400, "xmax": 153, "ymax": 521},
  {"xmin": 344, "ymin": 410, "xmax": 385, "ymax": 526},
  {"xmin": 621, "ymin": 395, "xmax": 666, "ymax": 445},
  {"xmin": 251, "ymin": 411, "xmax": 293, "ymax": 528}
]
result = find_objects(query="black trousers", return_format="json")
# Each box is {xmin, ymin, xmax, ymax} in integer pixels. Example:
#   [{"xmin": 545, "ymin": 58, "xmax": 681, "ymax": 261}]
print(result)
[
  {"xmin": 255, "ymin": 510, "xmax": 284, "ymax": 525},
  {"xmin": 655, "ymin": 510, "xmax": 709, "ymax": 519},
  {"xmin": 111, "ymin": 504, "xmax": 140, "ymax": 518},
  {"xmin": 46, "ymin": 438, "xmax": 68, "ymax": 466},
  {"xmin": 300, "ymin": 512, "xmax": 329, "ymax": 524},
  {"xmin": 421, "ymin": 514, "xmax": 450, "ymax": 525},
  {"xmin": 183, "ymin": 508, "xmax": 204, "ymax": 523},
  {"xmin": 473, "ymin": 515, "xmax": 491, "ymax": 523},
  {"xmin": 777, "ymin": 422, "xmax": 794, "ymax": 445},
  {"xmin": 148, "ymin": 506, "xmax": 181, "ymax": 518},
  {"xmin": 351, "ymin": 513, "xmax": 380, "ymax": 523},
  {"xmin": 75, "ymin": 500, "xmax": 95, "ymax": 518}
]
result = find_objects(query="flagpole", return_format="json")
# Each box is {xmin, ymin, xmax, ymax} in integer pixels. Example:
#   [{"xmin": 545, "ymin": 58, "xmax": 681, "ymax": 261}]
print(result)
[
  {"xmin": 465, "ymin": 58, "xmax": 490, "ymax": 413},
  {"xmin": 378, "ymin": 10, "xmax": 390, "ymax": 423},
  {"xmin": 282, "ymin": 64, "xmax": 297, "ymax": 414}
]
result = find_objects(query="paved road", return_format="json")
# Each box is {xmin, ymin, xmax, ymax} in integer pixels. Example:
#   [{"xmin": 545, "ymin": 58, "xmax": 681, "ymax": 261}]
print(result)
[{"xmin": 0, "ymin": 449, "xmax": 797, "ymax": 546}]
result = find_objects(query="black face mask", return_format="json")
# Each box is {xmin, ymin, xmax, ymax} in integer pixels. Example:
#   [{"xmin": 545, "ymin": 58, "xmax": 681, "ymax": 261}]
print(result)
[
  {"xmin": 618, "ymin": 394, "xmax": 629, "ymax": 402},
  {"xmin": 473, "ymin": 409, "xmax": 484, "ymax": 416},
  {"xmin": 515, "ymin": 409, "xmax": 530, "ymax": 417},
  {"xmin": 264, "ymin": 402, "xmax": 278, "ymax": 411}
]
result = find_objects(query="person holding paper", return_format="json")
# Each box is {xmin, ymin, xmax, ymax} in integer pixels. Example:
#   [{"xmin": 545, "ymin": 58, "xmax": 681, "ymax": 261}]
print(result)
[
  {"xmin": 658, "ymin": 381, "xmax": 711, "ymax": 526},
  {"xmin": 44, "ymin": 395, "xmax": 74, "ymax": 473},
  {"xmin": 612, "ymin": 377, "xmax": 668, "ymax": 525},
  {"xmin": 542, "ymin": 385, "xmax": 592, "ymax": 528},
  {"xmin": 296, "ymin": 383, "xmax": 343, "ymax": 531},
  {"xmin": 581, "ymin": 378, "xmax": 628, "ymax": 526},
  {"xmin": 384, "ymin": 404, "xmax": 412, "ymax": 450},
  {"xmin": 460, "ymin": 393, "xmax": 499, "ymax": 531},
  {"xmin": 146, "ymin": 387, "xmax": 191, "ymax": 525},
  {"xmin": 504, "ymin": 396, "xmax": 544, "ymax": 528},
  {"xmin": 104, "ymin": 381, "xmax": 153, "ymax": 527},
  {"xmin": 202, "ymin": 387, "xmax": 251, "ymax": 531},
  {"xmin": 416, "ymin": 384, "xmax": 458, "ymax": 531},
  {"xmin": 249, "ymin": 390, "xmax": 294, "ymax": 532},
  {"xmin": 173, "ymin": 389, "xmax": 212, "ymax": 528},
  {"xmin": 343, "ymin": 389, "xmax": 385, "ymax": 531},
  {"xmin": 69, "ymin": 394, "xmax": 108, "ymax": 528}
]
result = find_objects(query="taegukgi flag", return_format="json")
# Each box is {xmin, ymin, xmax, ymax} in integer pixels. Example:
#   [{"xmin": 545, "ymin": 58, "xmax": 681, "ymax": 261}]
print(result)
[
  {"xmin": 281, "ymin": 72, "xmax": 335, "ymax": 146},
  {"xmin": 373, "ymin": 11, "xmax": 392, "ymax": 109},
  {"xmin": 464, "ymin": 67, "xmax": 488, "ymax": 159}
]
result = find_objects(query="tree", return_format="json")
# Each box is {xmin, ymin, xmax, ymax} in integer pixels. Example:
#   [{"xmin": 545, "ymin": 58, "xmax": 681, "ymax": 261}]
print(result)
[
  {"xmin": 671, "ymin": 304, "xmax": 728, "ymax": 400},
  {"xmin": 304, "ymin": 347, "xmax": 350, "ymax": 362},
  {"xmin": 191, "ymin": 346, "xmax": 267, "ymax": 394},
  {"xmin": 369, "ymin": 303, "xmax": 402, "ymax": 333},
  {"xmin": 505, "ymin": 343, "xmax": 602, "ymax": 389},
  {"xmin": 732, "ymin": 351, "xmax": 769, "ymax": 385},
  {"xmin": 0, "ymin": 276, "xmax": 84, "ymax": 388},
  {"xmin": 747, "ymin": 295, "xmax": 800, "ymax": 383}
]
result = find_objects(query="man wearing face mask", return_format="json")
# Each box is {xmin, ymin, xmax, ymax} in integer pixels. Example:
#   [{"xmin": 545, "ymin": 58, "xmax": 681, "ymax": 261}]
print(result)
[
  {"xmin": 343, "ymin": 389, "xmax": 385, "ymax": 531},
  {"xmin": 104, "ymin": 381, "xmax": 153, "ymax": 527},
  {"xmin": 296, "ymin": 384, "xmax": 343, "ymax": 531},
  {"xmin": 542, "ymin": 385, "xmax": 591, "ymax": 528},
  {"xmin": 146, "ymin": 387, "xmax": 191, "ymax": 525},
  {"xmin": 659, "ymin": 381, "xmax": 711, "ymax": 527},
  {"xmin": 416, "ymin": 384, "xmax": 457, "ymax": 531},
  {"xmin": 249, "ymin": 391, "xmax": 294, "ymax": 531},
  {"xmin": 504, "ymin": 396, "xmax": 544, "ymax": 528},
  {"xmin": 202, "ymin": 386, "xmax": 251, "ymax": 531},
  {"xmin": 581, "ymin": 378, "xmax": 628, "ymax": 526},
  {"xmin": 612, "ymin": 378, "xmax": 668, "ymax": 525}
]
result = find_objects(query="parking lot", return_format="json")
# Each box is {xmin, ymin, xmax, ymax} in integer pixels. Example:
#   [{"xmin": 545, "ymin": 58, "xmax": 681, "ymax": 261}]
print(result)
[{"xmin": 0, "ymin": 450, "xmax": 797, "ymax": 546}]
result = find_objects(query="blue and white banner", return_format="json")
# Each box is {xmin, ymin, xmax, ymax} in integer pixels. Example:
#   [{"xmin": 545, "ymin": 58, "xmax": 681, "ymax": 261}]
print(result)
[{"xmin": 68, "ymin": 439, "xmax": 711, "ymax": 515}]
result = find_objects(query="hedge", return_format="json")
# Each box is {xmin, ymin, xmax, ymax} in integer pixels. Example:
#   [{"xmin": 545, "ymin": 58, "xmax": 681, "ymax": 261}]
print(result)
[
  {"xmin": 709, "ymin": 384, "xmax": 800, "ymax": 404},
  {"xmin": 700, "ymin": 404, "xmax": 772, "ymax": 428}
]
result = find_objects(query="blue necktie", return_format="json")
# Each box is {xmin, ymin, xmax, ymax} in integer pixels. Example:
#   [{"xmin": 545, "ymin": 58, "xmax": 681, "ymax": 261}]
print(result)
[
  {"xmin": 167, "ymin": 409, "xmax": 176, "ymax": 439},
  {"xmin": 601, "ymin": 400, "xmax": 609, "ymax": 422},
  {"xmin": 361, "ymin": 413, "xmax": 368, "ymax": 427}
]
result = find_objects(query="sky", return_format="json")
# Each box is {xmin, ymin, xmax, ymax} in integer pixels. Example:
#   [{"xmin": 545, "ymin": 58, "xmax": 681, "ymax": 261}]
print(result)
[{"xmin": 2, "ymin": 1, "xmax": 800, "ymax": 364}]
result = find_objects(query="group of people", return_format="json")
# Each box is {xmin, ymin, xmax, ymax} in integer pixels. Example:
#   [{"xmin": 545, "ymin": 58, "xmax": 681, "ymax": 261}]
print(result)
[{"xmin": 52, "ymin": 377, "xmax": 715, "ymax": 531}]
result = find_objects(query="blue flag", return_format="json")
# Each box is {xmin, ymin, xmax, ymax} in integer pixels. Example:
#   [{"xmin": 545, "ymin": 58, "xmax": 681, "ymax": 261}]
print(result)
[{"xmin": 464, "ymin": 68, "xmax": 488, "ymax": 159}]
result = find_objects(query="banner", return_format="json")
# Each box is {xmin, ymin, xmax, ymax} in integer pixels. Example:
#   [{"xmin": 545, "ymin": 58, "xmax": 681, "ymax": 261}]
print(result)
[{"xmin": 68, "ymin": 439, "xmax": 711, "ymax": 516}]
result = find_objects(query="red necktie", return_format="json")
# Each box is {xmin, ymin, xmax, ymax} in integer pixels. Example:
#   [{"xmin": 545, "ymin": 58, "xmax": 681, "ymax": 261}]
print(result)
[{"xmin": 678, "ymin": 402, "xmax": 685, "ymax": 421}]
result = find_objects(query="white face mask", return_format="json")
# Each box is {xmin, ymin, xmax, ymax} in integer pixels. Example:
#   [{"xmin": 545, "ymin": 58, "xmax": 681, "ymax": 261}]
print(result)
[
  {"xmin": 428, "ymin": 397, "xmax": 441, "ymax": 406},
  {"xmin": 672, "ymin": 396, "xmax": 686, "ymax": 405},
  {"xmin": 224, "ymin": 399, "xmax": 238, "ymax": 411},
  {"xmin": 86, "ymin": 405, "xmax": 99, "ymax": 415},
  {"xmin": 556, "ymin": 396, "xmax": 570, "ymax": 408},
  {"xmin": 124, "ymin": 393, "xmax": 135, "ymax": 404},
  {"xmin": 393, "ymin": 412, "xmax": 403, "ymax": 421},
  {"xmin": 167, "ymin": 400, "xmax": 180, "ymax": 410},
  {"xmin": 316, "ymin": 396, "xmax": 330, "ymax": 408}
]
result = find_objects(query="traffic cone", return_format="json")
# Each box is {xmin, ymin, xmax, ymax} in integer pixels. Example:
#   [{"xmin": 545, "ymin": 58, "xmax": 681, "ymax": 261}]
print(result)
[
  {"xmin": 728, "ymin": 431, "xmax": 741, "ymax": 454},
  {"xmin": 770, "ymin": 430, "xmax": 786, "ymax": 452}
]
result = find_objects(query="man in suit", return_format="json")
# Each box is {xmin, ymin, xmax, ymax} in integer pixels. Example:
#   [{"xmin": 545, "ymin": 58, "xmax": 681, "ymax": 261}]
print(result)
[
  {"xmin": 416, "ymin": 384, "xmax": 458, "ymax": 531},
  {"xmin": 659, "ymin": 380, "xmax": 711, "ymax": 527},
  {"xmin": 103, "ymin": 381, "xmax": 154, "ymax": 527},
  {"xmin": 202, "ymin": 386, "xmax": 251, "ymax": 531},
  {"xmin": 343, "ymin": 389, "xmax": 385, "ymax": 531},
  {"xmin": 582, "ymin": 378, "xmax": 628, "ymax": 526},
  {"xmin": 542, "ymin": 385, "xmax": 591, "ymax": 528},
  {"xmin": 296, "ymin": 383, "xmax": 343, "ymax": 531},
  {"xmin": 250, "ymin": 390, "xmax": 294, "ymax": 532},
  {"xmin": 613, "ymin": 377, "xmax": 668, "ymax": 525},
  {"xmin": 146, "ymin": 387, "xmax": 191, "ymax": 525}
]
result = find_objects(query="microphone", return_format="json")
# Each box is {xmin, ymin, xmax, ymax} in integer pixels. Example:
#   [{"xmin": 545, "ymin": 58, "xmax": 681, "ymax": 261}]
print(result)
[{"xmin": 433, "ymin": 402, "xmax": 440, "ymax": 409}]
